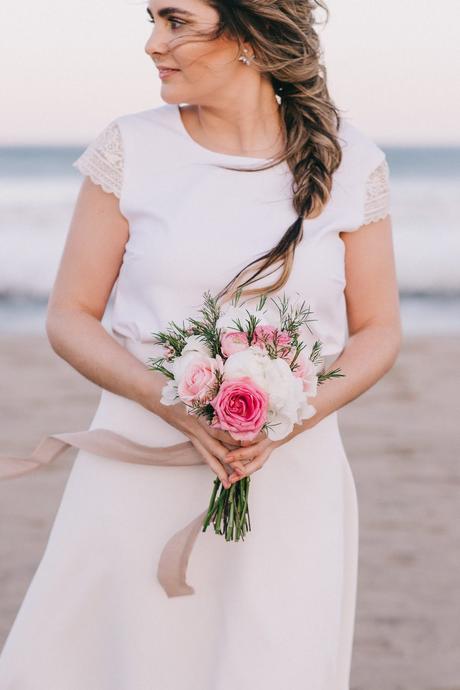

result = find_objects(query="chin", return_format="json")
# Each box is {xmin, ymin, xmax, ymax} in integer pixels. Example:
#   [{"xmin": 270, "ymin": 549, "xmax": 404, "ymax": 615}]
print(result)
[{"xmin": 159, "ymin": 91, "xmax": 186, "ymax": 104}]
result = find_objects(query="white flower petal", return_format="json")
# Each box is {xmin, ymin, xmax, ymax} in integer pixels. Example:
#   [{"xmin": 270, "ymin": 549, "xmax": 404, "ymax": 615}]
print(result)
[{"xmin": 160, "ymin": 379, "xmax": 180, "ymax": 406}]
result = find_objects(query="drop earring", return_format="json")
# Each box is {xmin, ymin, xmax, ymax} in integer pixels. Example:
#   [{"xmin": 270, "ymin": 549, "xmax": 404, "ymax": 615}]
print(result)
[{"xmin": 238, "ymin": 47, "xmax": 252, "ymax": 66}]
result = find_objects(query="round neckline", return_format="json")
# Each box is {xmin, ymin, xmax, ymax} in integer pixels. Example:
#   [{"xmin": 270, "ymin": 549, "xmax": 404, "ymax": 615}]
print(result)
[{"xmin": 172, "ymin": 103, "xmax": 273, "ymax": 162}]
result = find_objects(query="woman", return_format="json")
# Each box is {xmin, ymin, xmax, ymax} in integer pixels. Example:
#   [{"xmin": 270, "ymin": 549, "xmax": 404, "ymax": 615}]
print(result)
[{"xmin": 0, "ymin": 0, "xmax": 401, "ymax": 688}]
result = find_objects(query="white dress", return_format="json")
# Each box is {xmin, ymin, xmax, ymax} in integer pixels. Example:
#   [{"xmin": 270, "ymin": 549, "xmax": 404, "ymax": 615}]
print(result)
[{"xmin": 0, "ymin": 103, "xmax": 390, "ymax": 690}]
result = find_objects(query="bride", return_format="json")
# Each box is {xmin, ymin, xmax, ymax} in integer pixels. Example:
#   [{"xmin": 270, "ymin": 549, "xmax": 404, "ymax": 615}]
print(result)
[{"xmin": 0, "ymin": 0, "xmax": 401, "ymax": 688}]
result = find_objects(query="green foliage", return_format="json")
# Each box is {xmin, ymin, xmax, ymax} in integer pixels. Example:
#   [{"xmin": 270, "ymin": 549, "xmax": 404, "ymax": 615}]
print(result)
[
  {"xmin": 269, "ymin": 292, "xmax": 317, "ymax": 336},
  {"xmin": 146, "ymin": 356, "xmax": 175, "ymax": 380},
  {"xmin": 317, "ymin": 367, "xmax": 345, "ymax": 384}
]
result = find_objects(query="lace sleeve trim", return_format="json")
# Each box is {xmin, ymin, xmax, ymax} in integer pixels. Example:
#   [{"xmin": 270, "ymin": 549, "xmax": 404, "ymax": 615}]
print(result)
[
  {"xmin": 363, "ymin": 158, "xmax": 390, "ymax": 224},
  {"xmin": 72, "ymin": 121, "xmax": 123, "ymax": 199}
]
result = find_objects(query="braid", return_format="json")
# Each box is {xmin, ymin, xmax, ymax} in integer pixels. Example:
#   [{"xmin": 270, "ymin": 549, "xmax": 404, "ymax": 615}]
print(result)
[{"xmin": 178, "ymin": 0, "xmax": 344, "ymax": 304}]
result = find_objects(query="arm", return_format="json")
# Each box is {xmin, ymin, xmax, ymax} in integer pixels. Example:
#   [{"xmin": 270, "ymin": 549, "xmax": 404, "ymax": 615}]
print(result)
[
  {"xmin": 46, "ymin": 176, "xmax": 246, "ymax": 486},
  {"xmin": 46, "ymin": 177, "xmax": 166, "ymax": 416},
  {"xmin": 224, "ymin": 213, "xmax": 403, "ymax": 480},
  {"xmin": 279, "ymin": 154, "xmax": 401, "ymax": 438},
  {"xmin": 282, "ymin": 212, "xmax": 402, "ymax": 439}
]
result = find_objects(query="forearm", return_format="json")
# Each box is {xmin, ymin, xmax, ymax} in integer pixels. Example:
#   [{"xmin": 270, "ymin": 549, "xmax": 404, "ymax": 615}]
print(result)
[
  {"xmin": 281, "ymin": 323, "xmax": 402, "ymax": 444},
  {"xmin": 46, "ymin": 308, "xmax": 166, "ymax": 418}
]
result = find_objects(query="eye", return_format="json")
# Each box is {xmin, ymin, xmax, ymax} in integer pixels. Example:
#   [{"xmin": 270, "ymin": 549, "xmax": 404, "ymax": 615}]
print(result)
[
  {"xmin": 169, "ymin": 18, "xmax": 185, "ymax": 29},
  {"xmin": 146, "ymin": 16, "xmax": 185, "ymax": 30}
]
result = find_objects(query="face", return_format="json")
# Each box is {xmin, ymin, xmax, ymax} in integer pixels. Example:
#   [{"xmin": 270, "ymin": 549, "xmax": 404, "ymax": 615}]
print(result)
[{"xmin": 144, "ymin": 0, "xmax": 248, "ymax": 104}]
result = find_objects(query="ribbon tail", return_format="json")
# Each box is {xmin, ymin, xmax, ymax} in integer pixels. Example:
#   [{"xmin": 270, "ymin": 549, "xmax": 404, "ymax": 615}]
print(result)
[
  {"xmin": 0, "ymin": 429, "xmax": 201, "ymax": 481},
  {"xmin": 157, "ymin": 509, "xmax": 208, "ymax": 598},
  {"xmin": 0, "ymin": 435, "xmax": 73, "ymax": 479},
  {"xmin": 1, "ymin": 429, "xmax": 211, "ymax": 598},
  {"xmin": 52, "ymin": 429, "xmax": 200, "ymax": 466}
]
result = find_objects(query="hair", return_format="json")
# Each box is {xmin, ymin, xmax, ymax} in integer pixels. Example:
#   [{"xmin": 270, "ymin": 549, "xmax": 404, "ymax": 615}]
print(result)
[{"xmin": 161, "ymin": 0, "xmax": 344, "ymax": 305}]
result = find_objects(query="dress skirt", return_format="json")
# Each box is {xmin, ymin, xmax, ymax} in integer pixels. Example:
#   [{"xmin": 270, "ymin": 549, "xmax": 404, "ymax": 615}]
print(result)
[{"xmin": 0, "ymin": 339, "xmax": 359, "ymax": 690}]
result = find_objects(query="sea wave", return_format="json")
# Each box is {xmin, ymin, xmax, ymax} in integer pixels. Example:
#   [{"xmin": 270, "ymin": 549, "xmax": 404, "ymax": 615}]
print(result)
[{"xmin": 1, "ymin": 148, "xmax": 459, "ymax": 299}]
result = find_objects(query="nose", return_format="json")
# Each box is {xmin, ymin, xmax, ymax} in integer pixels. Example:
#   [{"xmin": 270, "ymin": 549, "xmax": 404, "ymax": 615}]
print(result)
[{"xmin": 144, "ymin": 25, "xmax": 170, "ymax": 59}]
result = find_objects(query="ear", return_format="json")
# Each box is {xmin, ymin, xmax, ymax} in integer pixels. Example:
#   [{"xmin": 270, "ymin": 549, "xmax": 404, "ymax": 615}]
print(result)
[{"xmin": 239, "ymin": 40, "xmax": 255, "ymax": 59}]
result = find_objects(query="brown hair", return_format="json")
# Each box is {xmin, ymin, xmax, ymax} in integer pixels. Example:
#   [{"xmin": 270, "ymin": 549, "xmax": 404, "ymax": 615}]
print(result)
[{"xmin": 162, "ymin": 0, "xmax": 344, "ymax": 303}]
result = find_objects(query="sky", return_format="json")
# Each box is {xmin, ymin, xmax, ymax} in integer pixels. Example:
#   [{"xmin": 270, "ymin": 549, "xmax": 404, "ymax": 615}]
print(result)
[{"xmin": 1, "ymin": 0, "xmax": 458, "ymax": 146}]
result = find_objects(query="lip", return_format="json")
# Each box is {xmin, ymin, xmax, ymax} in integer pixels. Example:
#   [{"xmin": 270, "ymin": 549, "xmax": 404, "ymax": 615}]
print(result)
[{"xmin": 157, "ymin": 67, "xmax": 180, "ymax": 79}]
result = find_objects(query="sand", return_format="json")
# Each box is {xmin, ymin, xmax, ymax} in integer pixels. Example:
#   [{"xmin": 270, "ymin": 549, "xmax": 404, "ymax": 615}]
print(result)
[{"xmin": 0, "ymin": 332, "xmax": 459, "ymax": 690}]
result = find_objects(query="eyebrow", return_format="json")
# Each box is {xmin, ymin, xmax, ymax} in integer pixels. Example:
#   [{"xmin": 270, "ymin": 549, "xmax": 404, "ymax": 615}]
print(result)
[{"xmin": 146, "ymin": 6, "xmax": 196, "ymax": 18}]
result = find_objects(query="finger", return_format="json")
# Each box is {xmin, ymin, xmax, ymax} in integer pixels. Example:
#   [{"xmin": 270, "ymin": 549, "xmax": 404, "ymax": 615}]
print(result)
[
  {"xmin": 190, "ymin": 437, "xmax": 232, "ymax": 489},
  {"xmin": 190, "ymin": 417, "xmax": 246, "ymax": 476},
  {"xmin": 193, "ymin": 419, "xmax": 255, "ymax": 474},
  {"xmin": 228, "ymin": 457, "xmax": 255, "ymax": 483},
  {"xmin": 215, "ymin": 430, "xmax": 241, "ymax": 446},
  {"xmin": 252, "ymin": 428, "xmax": 268, "ymax": 442},
  {"xmin": 221, "ymin": 438, "xmax": 242, "ymax": 451},
  {"xmin": 225, "ymin": 439, "xmax": 270, "ymax": 464},
  {"xmin": 232, "ymin": 450, "xmax": 270, "ymax": 478},
  {"xmin": 209, "ymin": 425, "xmax": 259, "ymax": 448},
  {"xmin": 201, "ymin": 434, "xmax": 247, "ymax": 476},
  {"xmin": 195, "ymin": 419, "xmax": 241, "ymax": 450},
  {"xmin": 238, "ymin": 432, "xmax": 264, "ymax": 446},
  {"xmin": 238, "ymin": 429, "xmax": 268, "ymax": 446}
]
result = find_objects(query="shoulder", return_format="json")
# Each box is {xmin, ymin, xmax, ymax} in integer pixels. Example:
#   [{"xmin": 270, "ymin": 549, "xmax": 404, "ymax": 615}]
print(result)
[
  {"xmin": 332, "ymin": 117, "xmax": 391, "ymax": 228},
  {"xmin": 336, "ymin": 116, "xmax": 387, "ymax": 175},
  {"xmin": 71, "ymin": 104, "xmax": 178, "ymax": 198},
  {"xmin": 112, "ymin": 102, "xmax": 177, "ymax": 134}
]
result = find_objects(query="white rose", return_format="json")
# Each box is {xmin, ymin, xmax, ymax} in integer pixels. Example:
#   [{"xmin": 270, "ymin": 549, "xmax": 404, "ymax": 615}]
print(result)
[
  {"xmin": 265, "ymin": 401, "xmax": 316, "ymax": 441},
  {"xmin": 224, "ymin": 346, "xmax": 316, "ymax": 441},
  {"xmin": 224, "ymin": 347, "xmax": 297, "ymax": 413},
  {"xmin": 265, "ymin": 412, "xmax": 294, "ymax": 441},
  {"xmin": 160, "ymin": 378, "xmax": 180, "ymax": 406},
  {"xmin": 297, "ymin": 400, "xmax": 317, "ymax": 424},
  {"xmin": 223, "ymin": 345, "xmax": 272, "ymax": 391},
  {"xmin": 264, "ymin": 357, "xmax": 308, "ymax": 420},
  {"xmin": 181, "ymin": 335, "xmax": 212, "ymax": 358}
]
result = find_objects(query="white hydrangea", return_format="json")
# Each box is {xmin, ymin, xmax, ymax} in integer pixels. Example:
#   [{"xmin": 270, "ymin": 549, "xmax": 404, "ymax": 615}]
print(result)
[{"xmin": 223, "ymin": 346, "xmax": 316, "ymax": 441}]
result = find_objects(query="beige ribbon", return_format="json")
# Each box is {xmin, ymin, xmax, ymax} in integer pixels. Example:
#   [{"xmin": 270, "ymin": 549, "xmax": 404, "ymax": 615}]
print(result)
[
  {"xmin": 0, "ymin": 355, "xmax": 339, "ymax": 599},
  {"xmin": 0, "ymin": 429, "xmax": 212, "ymax": 599}
]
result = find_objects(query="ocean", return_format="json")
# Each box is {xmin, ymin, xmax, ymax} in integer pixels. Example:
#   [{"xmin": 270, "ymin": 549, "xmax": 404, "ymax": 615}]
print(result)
[{"xmin": 0, "ymin": 145, "xmax": 459, "ymax": 335}]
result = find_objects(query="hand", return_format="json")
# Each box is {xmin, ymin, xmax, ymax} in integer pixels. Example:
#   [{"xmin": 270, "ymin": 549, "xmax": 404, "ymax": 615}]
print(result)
[
  {"xmin": 194, "ymin": 414, "xmax": 268, "ymax": 451},
  {"xmin": 224, "ymin": 436, "xmax": 284, "ymax": 483},
  {"xmin": 161, "ymin": 401, "xmax": 261, "ymax": 489}
]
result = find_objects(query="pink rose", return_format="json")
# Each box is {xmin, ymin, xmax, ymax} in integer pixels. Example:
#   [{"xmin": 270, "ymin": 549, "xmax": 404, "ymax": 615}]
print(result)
[
  {"xmin": 177, "ymin": 358, "xmax": 221, "ymax": 404},
  {"xmin": 210, "ymin": 376, "xmax": 268, "ymax": 441},
  {"xmin": 252, "ymin": 325, "xmax": 292, "ymax": 350},
  {"xmin": 290, "ymin": 352, "xmax": 318, "ymax": 396},
  {"xmin": 220, "ymin": 331, "xmax": 249, "ymax": 358}
]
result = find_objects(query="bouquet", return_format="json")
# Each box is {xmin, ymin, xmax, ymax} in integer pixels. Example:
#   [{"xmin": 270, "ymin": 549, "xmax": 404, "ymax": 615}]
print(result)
[{"xmin": 147, "ymin": 288, "xmax": 344, "ymax": 543}]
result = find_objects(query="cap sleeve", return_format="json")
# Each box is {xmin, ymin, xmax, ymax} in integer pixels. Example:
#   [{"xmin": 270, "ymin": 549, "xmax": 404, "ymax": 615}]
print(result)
[
  {"xmin": 363, "ymin": 157, "xmax": 391, "ymax": 224},
  {"xmin": 72, "ymin": 120, "xmax": 123, "ymax": 199}
]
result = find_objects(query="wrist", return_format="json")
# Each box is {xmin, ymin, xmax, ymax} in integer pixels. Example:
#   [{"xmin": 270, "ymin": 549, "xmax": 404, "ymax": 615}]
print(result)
[
  {"xmin": 135, "ymin": 371, "xmax": 200, "ymax": 437},
  {"xmin": 276, "ymin": 405, "xmax": 326, "ymax": 448},
  {"xmin": 134, "ymin": 370, "xmax": 171, "ymax": 416},
  {"xmin": 162, "ymin": 403, "xmax": 196, "ymax": 436}
]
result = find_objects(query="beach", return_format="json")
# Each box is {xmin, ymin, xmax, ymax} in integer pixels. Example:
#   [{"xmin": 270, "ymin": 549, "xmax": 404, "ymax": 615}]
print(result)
[{"xmin": 0, "ymin": 332, "xmax": 458, "ymax": 689}]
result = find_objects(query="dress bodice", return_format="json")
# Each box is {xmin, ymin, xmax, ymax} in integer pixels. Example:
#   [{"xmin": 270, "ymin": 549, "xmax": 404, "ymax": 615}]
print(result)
[{"xmin": 72, "ymin": 103, "xmax": 390, "ymax": 356}]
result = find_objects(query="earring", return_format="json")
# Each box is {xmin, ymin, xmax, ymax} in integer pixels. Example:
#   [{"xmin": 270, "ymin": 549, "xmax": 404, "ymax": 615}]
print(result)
[{"xmin": 238, "ymin": 47, "xmax": 252, "ymax": 65}]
